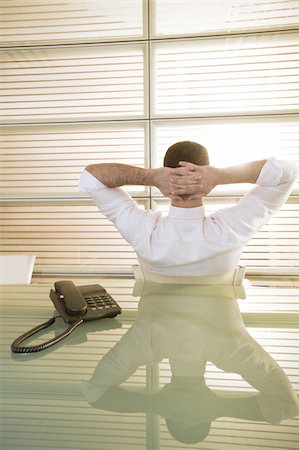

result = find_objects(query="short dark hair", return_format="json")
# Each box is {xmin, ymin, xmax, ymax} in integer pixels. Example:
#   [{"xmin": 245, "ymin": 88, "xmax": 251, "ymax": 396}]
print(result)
[{"xmin": 163, "ymin": 141, "xmax": 209, "ymax": 168}]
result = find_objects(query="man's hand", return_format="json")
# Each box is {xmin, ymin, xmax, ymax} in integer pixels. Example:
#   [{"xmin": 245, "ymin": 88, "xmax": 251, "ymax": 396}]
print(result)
[
  {"xmin": 150, "ymin": 167, "xmax": 176, "ymax": 197},
  {"xmin": 151, "ymin": 164, "xmax": 210, "ymax": 199},
  {"xmin": 169, "ymin": 162, "xmax": 219, "ymax": 199}
]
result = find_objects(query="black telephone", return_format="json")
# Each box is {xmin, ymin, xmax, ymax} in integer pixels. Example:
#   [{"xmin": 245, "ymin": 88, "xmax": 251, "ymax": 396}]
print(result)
[
  {"xmin": 11, "ymin": 281, "xmax": 121, "ymax": 354},
  {"xmin": 50, "ymin": 281, "xmax": 121, "ymax": 323}
]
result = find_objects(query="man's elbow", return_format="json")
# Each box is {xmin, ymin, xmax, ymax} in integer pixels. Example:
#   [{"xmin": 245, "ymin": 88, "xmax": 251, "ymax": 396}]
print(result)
[
  {"xmin": 85, "ymin": 164, "xmax": 105, "ymax": 182},
  {"xmin": 84, "ymin": 163, "xmax": 115, "ymax": 188},
  {"xmin": 85, "ymin": 164, "xmax": 97, "ymax": 175},
  {"xmin": 281, "ymin": 160, "xmax": 299, "ymax": 184}
]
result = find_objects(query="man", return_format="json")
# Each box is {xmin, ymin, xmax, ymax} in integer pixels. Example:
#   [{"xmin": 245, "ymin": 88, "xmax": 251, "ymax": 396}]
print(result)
[{"xmin": 79, "ymin": 141, "xmax": 298, "ymax": 277}]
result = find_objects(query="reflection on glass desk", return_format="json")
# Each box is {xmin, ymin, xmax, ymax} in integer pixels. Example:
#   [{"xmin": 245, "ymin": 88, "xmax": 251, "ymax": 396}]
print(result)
[{"xmin": 1, "ymin": 282, "xmax": 299, "ymax": 450}]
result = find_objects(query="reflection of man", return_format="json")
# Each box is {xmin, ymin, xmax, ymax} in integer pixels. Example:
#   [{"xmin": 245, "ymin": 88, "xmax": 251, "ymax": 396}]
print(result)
[
  {"xmin": 82, "ymin": 283, "xmax": 299, "ymax": 434},
  {"xmin": 90, "ymin": 378, "xmax": 266, "ymax": 445},
  {"xmin": 79, "ymin": 141, "xmax": 298, "ymax": 277}
]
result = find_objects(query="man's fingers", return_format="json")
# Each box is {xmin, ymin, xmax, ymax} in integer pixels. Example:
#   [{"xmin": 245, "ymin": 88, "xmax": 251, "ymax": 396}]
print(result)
[
  {"xmin": 173, "ymin": 165, "xmax": 198, "ymax": 176},
  {"xmin": 172, "ymin": 167, "xmax": 189, "ymax": 176},
  {"xmin": 171, "ymin": 184, "xmax": 203, "ymax": 195},
  {"xmin": 170, "ymin": 178, "xmax": 203, "ymax": 189},
  {"xmin": 178, "ymin": 161, "xmax": 197, "ymax": 170},
  {"xmin": 188, "ymin": 193, "xmax": 203, "ymax": 200},
  {"xmin": 170, "ymin": 195, "xmax": 184, "ymax": 201},
  {"xmin": 171, "ymin": 174, "xmax": 202, "ymax": 185}
]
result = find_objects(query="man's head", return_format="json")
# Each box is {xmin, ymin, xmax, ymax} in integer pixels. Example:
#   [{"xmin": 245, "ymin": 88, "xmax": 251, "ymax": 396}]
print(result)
[
  {"xmin": 163, "ymin": 141, "xmax": 209, "ymax": 168},
  {"xmin": 163, "ymin": 141, "xmax": 209, "ymax": 207},
  {"xmin": 166, "ymin": 419, "xmax": 211, "ymax": 444}
]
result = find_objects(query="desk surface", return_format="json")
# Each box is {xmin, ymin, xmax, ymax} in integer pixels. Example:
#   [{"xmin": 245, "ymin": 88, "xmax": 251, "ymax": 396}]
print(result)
[{"xmin": 0, "ymin": 282, "xmax": 298, "ymax": 450}]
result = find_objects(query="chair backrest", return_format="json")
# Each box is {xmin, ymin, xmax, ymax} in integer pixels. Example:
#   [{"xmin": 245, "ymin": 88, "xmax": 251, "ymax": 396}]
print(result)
[
  {"xmin": 0, "ymin": 255, "xmax": 36, "ymax": 284},
  {"xmin": 132, "ymin": 265, "xmax": 246, "ymax": 286}
]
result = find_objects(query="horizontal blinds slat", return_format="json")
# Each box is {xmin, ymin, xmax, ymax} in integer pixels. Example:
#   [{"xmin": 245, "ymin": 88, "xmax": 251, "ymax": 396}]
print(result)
[
  {"xmin": 153, "ymin": 200, "xmax": 299, "ymax": 272},
  {"xmin": 0, "ymin": 45, "xmax": 146, "ymax": 123},
  {"xmin": 152, "ymin": 117, "xmax": 299, "ymax": 192},
  {"xmin": 0, "ymin": 122, "xmax": 147, "ymax": 194},
  {"xmin": 153, "ymin": 0, "xmax": 299, "ymax": 37},
  {"xmin": 0, "ymin": 202, "xmax": 147, "ymax": 270},
  {"xmin": 0, "ymin": 0, "xmax": 144, "ymax": 45},
  {"xmin": 153, "ymin": 33, "xmax": 299, "ymax": 116},
  {"xmin": 239, "ymin": 287, "xmax": 299, "ymax": 313}
]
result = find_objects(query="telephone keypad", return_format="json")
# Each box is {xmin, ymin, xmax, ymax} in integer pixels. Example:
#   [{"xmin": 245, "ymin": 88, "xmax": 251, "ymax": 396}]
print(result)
[{"xmin": 85, "ymin": 294, "xmax": 119, "ymax": 312}]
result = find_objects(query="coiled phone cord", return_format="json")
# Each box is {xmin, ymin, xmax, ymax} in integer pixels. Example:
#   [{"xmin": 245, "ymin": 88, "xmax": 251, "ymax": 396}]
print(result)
[{"xmin": 11, "ymin": 316, "xmax": 84, "ymax": 353}]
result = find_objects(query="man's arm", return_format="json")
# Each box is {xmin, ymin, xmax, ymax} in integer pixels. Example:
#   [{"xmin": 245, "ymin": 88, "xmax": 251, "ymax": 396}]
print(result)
[
  {"xmin": 215, "ymin": 160, "xmax": 267, "ymax": 185},
  {"xmin": 171, "ymin": 159, "xmax": 267, "ymax": 198},
  {"xmin": 85, "ymin": 163, "xmax": 202, "ymax": 198},
  {"xmin": 81, "ymin": 324, "xmax": 152, "ymax": 404},
  {"xmin": 86, "ymin": 163, "xmax": 162, "ymax": 188},
  {"xmin": 208, "ymin": 157, "xmax": 298, "ymax": 244}
]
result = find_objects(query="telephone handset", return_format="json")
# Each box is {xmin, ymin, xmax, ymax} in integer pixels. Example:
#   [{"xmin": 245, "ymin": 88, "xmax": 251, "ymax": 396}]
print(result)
[
  {"xmin": 11, "ymin": 281, "xmax": 121, "ymax": 354},
  {"xmin": 50, "ymin": 281, "xmax": 121, "ymax": 323},
  {"xmin": 52, "ymin": 280, "xmax": 87, "ymax": 320}
]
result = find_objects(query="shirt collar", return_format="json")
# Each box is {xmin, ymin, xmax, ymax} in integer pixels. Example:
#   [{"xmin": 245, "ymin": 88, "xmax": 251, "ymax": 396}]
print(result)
[{"xmin": 168, "ymin": 205, "xmax": 206, "ymax": 219}]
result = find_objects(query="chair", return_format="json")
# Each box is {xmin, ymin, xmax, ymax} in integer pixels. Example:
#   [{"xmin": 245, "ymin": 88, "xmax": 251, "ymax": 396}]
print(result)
[
  {"xmin": 132, "ymin": 265, "xmax": 246, "ymax": 286},
  {"xmin": 132, "ymin": 265, "xmax": 247, "ymax": 300},
  {"xmin": 0, "ymin": 255, "xmax": 36, "ymax": 285}
]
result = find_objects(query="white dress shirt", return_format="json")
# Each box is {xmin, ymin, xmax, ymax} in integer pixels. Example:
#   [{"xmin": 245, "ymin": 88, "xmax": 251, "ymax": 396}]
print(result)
[{"xmin": 79, "ymin": 157, "xmax": 298, "ymax": 277}]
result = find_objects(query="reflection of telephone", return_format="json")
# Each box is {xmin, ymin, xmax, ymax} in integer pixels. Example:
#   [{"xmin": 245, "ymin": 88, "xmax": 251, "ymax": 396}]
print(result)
[{"xmin": 11, "ymin": 281, "xmax": 121, "ymax": 354}]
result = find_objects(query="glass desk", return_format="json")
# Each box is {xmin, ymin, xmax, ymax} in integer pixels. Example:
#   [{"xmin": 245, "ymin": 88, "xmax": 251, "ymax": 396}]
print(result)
[{"xmin": 1, "ymin": 281, "xmax": 299, "ymax": 450}]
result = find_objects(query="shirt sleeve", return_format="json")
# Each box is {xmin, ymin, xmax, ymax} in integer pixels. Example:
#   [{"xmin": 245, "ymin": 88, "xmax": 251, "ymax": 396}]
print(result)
[
  {"xmin": 208, "ymin": 157, "xmax": 298, "ymax": 245},
  {"xmin": 81, "ymin": 323, "xmax": 153, "ymax": 403},
  {"xmin": 79, "ymin": 170, "xmax": 159, "ymax": 251}
]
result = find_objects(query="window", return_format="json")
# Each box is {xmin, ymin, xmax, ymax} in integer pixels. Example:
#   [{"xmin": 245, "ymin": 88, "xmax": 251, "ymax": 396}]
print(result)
[
  {"xmin": 152, "ymin": 33, "xmax": 298, "ymax": 116},
  {"xmin": 0, "ymin": 0, "xmax": 146, "ymax": 45},
  {"xmin": 0, "ymin": 44, "xmax": 147, "ymax": 123},
  {"xmin": 152, "ymin": 0, "xmax": 299, "ymax": 36},
  {"xmin": 0, "ymin": 0, "xmax": 298, "ymax": 279}
]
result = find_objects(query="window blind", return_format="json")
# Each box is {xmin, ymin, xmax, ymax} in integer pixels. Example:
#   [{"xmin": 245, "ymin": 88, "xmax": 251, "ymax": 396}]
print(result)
[
  {"xmin": 0, "ymin": 122, "xmax": 148, "ymax": 196},
  {"xmin": 151, "ymin": 117, "xmax": 299, "ymax": 195},
  {"xmin": 0, "ymin": 44, "xmax": 147, "ymax": 123},
  {"xmin": 239, "ymin": 287, "xmax": 299, "ymax": 314},
  {"xmin": 0, "ymin": 201, "xmax": 146, "ymax": 272},
  {"xmin": 0, "ymin": 1, "xmax": 298, "ymax": 279},
  {"xmin": 152, "ymin": 0, "xmax": 299, "ymax": 37},
  {"xmin": 0, "ymin": 0, "xmax": 145, "ymax": 46},
  {"xmin": 152, "ymin": 32, "xmax": 299, "ymax": 117}
]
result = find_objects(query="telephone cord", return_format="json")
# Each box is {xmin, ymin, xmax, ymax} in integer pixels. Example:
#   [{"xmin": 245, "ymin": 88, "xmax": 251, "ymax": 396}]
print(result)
[{"xmin": 11, "ymin": 316, "xmax": 84, "ymax": 353}]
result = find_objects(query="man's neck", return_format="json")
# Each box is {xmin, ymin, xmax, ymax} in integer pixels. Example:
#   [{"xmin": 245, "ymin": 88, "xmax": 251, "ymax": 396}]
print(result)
[{"xmin": 171, "ymin": 198, "xmax": 203, "ymax": 208}]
